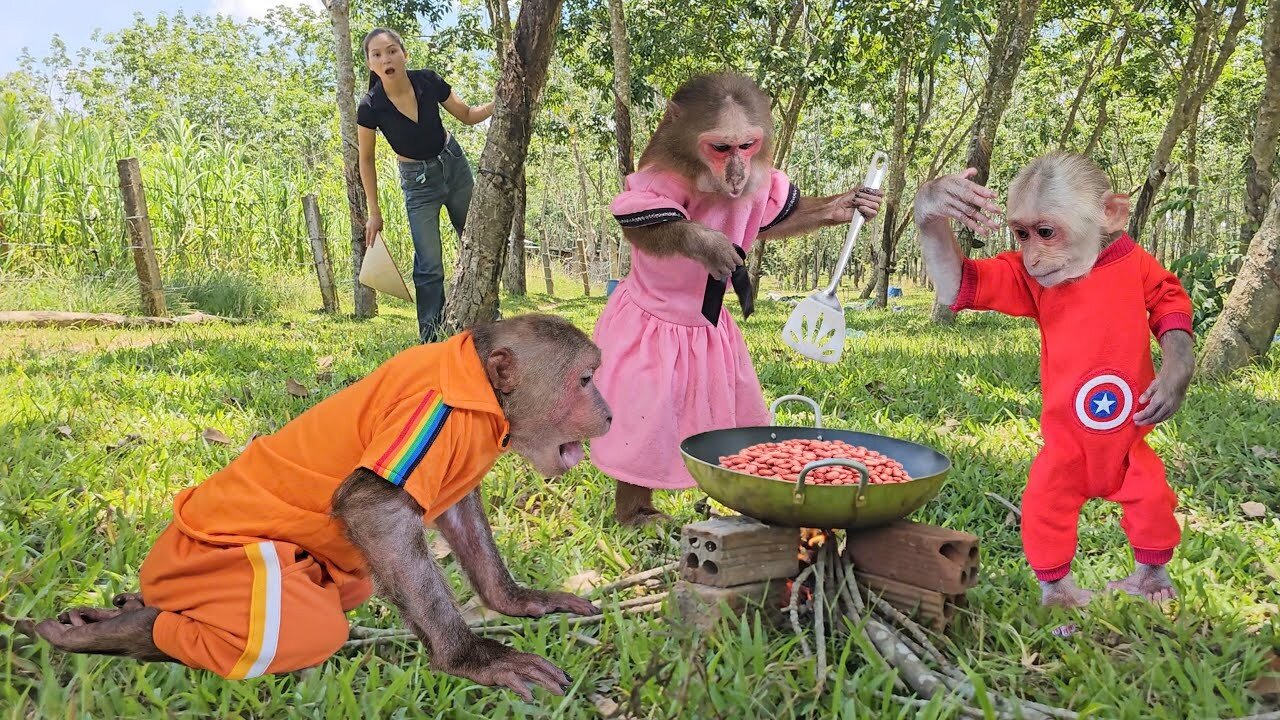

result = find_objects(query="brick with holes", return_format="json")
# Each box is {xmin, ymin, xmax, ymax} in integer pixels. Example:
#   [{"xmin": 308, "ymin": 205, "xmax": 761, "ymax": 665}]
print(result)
[
  {"xmin": 842, "ymin": 521, "xmax": 979, "ymax": 595},
  {"xmin": 680, "ymin": 515, "xmax": 798, "ymax": 588}
]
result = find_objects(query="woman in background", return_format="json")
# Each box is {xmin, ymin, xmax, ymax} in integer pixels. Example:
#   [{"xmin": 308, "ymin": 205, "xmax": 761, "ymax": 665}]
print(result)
[{"xmin": 357, "ymin": 27, "xmax": 493, "ymax": 343}]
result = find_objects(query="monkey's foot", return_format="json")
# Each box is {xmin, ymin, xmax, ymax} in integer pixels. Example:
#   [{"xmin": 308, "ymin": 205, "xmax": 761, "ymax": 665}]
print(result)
[
  {"xmin": 613, "ymin": 481, "xmax": 672, "ymax": 527},
  {"xmin": 1039, "ymin": 575, "xmax": 1095, "ymax": 608},
  {"xmin": 1107, "ymin": 564, "xmax": 1176, "ymax": 604},
  {"xmin": 34, "ymin": 606, "xmax": 172, "ymax": 661},
  {"xmin": 616, "ymin": 506, "xmax": 673, "ymax": 527}
]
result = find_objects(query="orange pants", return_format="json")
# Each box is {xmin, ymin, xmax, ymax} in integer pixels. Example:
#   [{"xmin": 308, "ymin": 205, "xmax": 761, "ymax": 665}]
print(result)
[{"xmin": 139, "ymin": 525, "xmax": 373, "ymax": 678}]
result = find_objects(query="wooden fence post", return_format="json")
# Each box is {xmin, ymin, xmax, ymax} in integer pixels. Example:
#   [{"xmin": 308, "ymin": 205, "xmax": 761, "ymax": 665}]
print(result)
[
  {"xmin": 540, "ymin": 227, "xmax": 555, "ymax": 296},
  {"xmin": 576, "ymin": 234, "xmax": 591, "ymax": 297},
  {"xmin": 303, "ymin": 194, "xmax": 339, "ymax": 314},
  {"xmin": 117, "ymin": 157, "xmax": 167, "ymax": 317}
]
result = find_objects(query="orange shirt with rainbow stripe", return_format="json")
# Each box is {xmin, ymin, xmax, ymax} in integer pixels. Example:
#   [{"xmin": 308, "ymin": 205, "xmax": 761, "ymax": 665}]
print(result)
[{"xmin": 169, "ymin": 331, "xmax": 510, "ymax": 585}]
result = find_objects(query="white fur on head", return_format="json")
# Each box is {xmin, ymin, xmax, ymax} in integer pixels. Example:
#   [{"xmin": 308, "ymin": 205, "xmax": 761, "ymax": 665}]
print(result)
[{"xmin": 1007, "ymin": 152, "xmax": 1114, "ymax": 286}]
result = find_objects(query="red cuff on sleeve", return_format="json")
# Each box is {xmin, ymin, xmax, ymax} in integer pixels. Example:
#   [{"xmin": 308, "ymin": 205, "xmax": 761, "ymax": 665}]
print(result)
[
  {"xmin": 949, "ymin": 258, "xmax": 979, "ymax": 313},
  {"xmin": 1153, "ymin": 312, "xmax": 1193, "ymax": 338}
]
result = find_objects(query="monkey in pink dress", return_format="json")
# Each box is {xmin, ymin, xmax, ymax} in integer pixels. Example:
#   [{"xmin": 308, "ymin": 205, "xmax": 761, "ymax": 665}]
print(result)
[{"xmin": 590, "ymin": 73, "xmax": 883, "ymax": 524}]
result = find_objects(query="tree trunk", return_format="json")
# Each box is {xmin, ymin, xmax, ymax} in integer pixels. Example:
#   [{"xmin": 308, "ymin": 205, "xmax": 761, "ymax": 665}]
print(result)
[
  {"xmin": 1239, "ymin": 0, "xmax": 1280, "ymax": 254},
  {"xmin": 607, "ymin": 0, "xmax": 635, "ymax": 181},
  {"xmin": 875, "ymin": 32, "xmax": 913, "ymax": 310},
  {"xmin": 932, "ymin": 0, "xmax": 1043, "ymax": 324},
  {"xmin": 442, "ymin": 0, "xmax": 564, "ymax": 333},
  {"xmin": 323, "ymin": 0, "xmax": 375, "ymax": 318},
  {"xmin": 1057, "ymin": 32, "xmax": 1109, "ymax": 148},
  {"xmin": 1199, "ymin": 182, "xmax": 1280, "ymax": 377},
  {"xmin": 1181, "ymin": 113, "xmax": 1199, "ymax": 258},
  {"xmin": 503, "ymin": 168, "xmax": 527, "ymax": 295},
  {"xmin": 747, "ymin": 75, "xmax": 812, "ymax": 302},
  {"xmin": 485, "ymin": 0, "xmax": 513, "ymax": 64},
  {"xmin": 570, "ymin": 131, "xmax": 597, "ymax": 259},
  {"xmin": 1129, "ymin": 0, "xmax": 1249, "ymax": 241}
]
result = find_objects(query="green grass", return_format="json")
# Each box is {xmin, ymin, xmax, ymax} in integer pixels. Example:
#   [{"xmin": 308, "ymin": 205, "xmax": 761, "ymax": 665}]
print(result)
[{"xmin": 2, "ymin": 286, "xmax": 1278, "ymax": 719}]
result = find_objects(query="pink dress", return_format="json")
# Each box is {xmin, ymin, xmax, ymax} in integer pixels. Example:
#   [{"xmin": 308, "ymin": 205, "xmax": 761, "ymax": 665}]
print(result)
[{"xmin": 591, "ymin": 167, "xmax": 799, "ymax": 489}]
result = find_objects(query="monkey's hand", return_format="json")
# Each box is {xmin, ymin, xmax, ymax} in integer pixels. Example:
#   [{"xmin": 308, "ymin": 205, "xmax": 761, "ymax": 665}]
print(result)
[
  {"xmin": 434, "ymin": 634, "xmax": 573, "ymax": 702},
  {"xmin": 485, "ymin": 586, "xmax": 600, "ymax": 618},
  {"xmin": 1135, "ymin": 330, "xmax": 1194, "ymax": 426},
  {"xmin": 687, "ymin": 226, "xmax": 742, "ymax": 279},
  {"xmin": 913, "ymin": 168, "xmax": 1003, "ymax": 234},
  {"xmin": 827, "ymin": 186, "xmax": 885, "ymax": 224}
]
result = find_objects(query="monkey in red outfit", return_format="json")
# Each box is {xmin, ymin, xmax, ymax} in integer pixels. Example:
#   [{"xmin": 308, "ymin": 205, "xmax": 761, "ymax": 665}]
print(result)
[{"xmin": 914, "ymin": 152, "xmax": 1195, "ymax": 607}]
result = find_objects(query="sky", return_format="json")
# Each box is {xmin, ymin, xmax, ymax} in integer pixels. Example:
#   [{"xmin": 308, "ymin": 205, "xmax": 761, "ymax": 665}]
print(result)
[{"xmin": 0, "ymin": 0, "xmax": 324, "ymax": 75}]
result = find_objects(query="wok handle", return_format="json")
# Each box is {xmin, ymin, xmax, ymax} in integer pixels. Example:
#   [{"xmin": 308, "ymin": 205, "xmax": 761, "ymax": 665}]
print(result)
[
  {"xmin": 793, "ymin": 458, "xmax": 871, "ymax": 507},
  {"xmin": 770, "ymin": 394, "xmax": 823, "ymax": 428}
]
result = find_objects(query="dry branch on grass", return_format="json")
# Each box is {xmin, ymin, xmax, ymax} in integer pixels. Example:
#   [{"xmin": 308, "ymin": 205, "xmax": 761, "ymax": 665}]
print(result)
[{"xmin": 0, "ymin": 311, "xmax": 233, "ymax": 328}]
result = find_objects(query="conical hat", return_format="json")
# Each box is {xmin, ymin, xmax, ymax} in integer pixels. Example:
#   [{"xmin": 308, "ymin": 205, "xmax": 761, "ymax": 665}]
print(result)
[{"xmin": 359, "ymin": 233, "xmax": 413, "ymax": 302}]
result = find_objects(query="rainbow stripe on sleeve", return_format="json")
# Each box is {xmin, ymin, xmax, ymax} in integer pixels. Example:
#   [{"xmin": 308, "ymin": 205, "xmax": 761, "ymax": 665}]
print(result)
[{"xmin": 373, "ymin": 390, "xmax": 452, "ymax": 486}]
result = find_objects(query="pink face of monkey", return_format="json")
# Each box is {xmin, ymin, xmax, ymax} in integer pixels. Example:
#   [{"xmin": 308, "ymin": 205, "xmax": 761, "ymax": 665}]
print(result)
[
  {"xmin": 1005, "ymin": 158, "xmax": 1129, "ymax": 288},
  {"xmin": 697, "ymin": 103, "xmax": 765, "ymax": 199}
]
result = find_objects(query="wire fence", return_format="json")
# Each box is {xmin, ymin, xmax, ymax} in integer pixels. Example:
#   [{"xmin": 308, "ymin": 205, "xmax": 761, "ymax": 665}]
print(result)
[{"xmin": 0, "ymin": 158, "xmax": 628, "ymax": 314}]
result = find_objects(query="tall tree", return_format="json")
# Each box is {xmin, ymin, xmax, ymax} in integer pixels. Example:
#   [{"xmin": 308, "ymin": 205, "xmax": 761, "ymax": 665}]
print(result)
[
  {"xmin": 607, "ymin": 0, "xmax": 635, "ymax": 180},
  {"xmin": 1128, "ymin": 0, "xmax": 1249, "ymax": 241},
  {"xmin": 323, "ymin": 0, "xmax": 376, "ymax": 318},
  {"xmin": 1239, "ymin": 0, "xmax": 1280, "ymax": 253},
  {"xmin": 931, "ymin": 0, "xmax": 1044, "ymax": 323},
  {"xmin": 442, "ymin": 0, "xmax": 565, "ymax": 332},
  {"xmin": 1199, "ymin": 184, "xmax": 1280, "ymax": 376},
  {"xmin": 502, "ymin": 169, "xmax": 528, "ymax": 295},
  {"xmin": 874, "ymin": 21, "xmax": 915, "ymax": 310},
  {"xmin": 606, "ymin": 0, "xmax": 635, "ymax": 278}
]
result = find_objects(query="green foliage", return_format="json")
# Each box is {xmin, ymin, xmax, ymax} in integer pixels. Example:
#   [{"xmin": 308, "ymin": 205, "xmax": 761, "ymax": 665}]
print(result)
[
  {"xmin": 1, "ymin": 293, "xmax": 1277, "ymax": 718},
  {"xmin": 1168, "ymin": 249, "xmax": 1242, "ymax": 335}
]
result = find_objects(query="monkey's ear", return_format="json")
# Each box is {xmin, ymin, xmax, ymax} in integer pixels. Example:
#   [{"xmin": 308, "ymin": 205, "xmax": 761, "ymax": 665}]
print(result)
[
  {"xmin": 1101, "ymin": 192, "xmax": 1130, "ymax": 235},
  {"xmin": 662, "ymin": 100, "xmax": 682, "ymax": 120},
  {"xmin": 484, "ymin": 348, "xmax": 519, "ymax": 395}
]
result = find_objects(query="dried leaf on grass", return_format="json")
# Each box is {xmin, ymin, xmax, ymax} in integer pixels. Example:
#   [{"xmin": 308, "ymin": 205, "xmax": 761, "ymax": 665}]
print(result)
[
  {"xmin": 286, "ymin": 379, "xmax": 309, "ymax": 397},
  {"xmin": 202, "ymin": 427, "xmax": 232, "ymax": 445},
  {"xmin": 1248, "ymin": 650, "xmax": 1280, "ymax": 700},
  {"xmin": 1241, "ymin": 501, "xmax": 1268, "ymax": 519},
  {"xmin": 563, "ymin": 570, "xmax": 603, "ymax": 595}
]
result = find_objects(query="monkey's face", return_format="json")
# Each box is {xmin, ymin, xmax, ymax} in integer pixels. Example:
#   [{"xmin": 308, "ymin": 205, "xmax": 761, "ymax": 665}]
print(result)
[
  {"xmin": 493, "ymin": 345, "xmax": 613, "ymax": 478},
  {"xmin": 696, "ymin": 104, "xmax": 765, "ymax": 199},
  {"xmin": 1008, "ymin": 195, "xmax": 1102, "ymax": 288}
]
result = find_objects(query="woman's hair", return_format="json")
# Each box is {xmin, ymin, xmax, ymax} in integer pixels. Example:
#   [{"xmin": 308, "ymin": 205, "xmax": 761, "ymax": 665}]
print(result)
[{"xmin": 362, "ymin": 27, "xmax": 406, "ymax": 92}]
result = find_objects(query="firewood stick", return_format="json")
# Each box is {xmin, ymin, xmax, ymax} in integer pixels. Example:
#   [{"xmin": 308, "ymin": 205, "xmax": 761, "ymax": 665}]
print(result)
[
  {"xmin": 589, "ymin": 563, "xmax": 678, "ymax": 598},
  {"xmin": 863, "ymin": 584, "xmax": 950, "ymax": 666},
  {"xmin": 787, "ymin": 564, "xmax": 816, "ymax": 659},
  {"xmin": 342, "ymin": 603, "xmax": 664, "ymax": 648},
  {"xmin": 814, "ymin": 542, "xmax": 829, "ymax": 690},
  {"xmin": 867, "ymin": 688, "xmax": 1008, "ymax": 720}
]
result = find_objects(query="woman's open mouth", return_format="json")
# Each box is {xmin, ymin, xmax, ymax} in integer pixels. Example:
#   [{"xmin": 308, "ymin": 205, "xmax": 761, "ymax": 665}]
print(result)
[
  {"xmin": 383, "ymin": 67, "xmax": 397, "ymax": 76},
  {"xmin": 558, "ymin": 441, "xmax": 585, "ymax": 469}
]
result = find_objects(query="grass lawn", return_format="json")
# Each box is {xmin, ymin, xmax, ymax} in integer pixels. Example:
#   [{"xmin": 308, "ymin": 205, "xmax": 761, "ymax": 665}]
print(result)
[{"xmin": 2, "ymin": 286, "xmax": 1278, "ymax": 719}]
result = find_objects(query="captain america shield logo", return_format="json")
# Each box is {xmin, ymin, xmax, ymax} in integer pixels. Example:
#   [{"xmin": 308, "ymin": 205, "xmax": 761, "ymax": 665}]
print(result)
[{"xmin": 1074, "ymin": 373, "xmax": 1134, "ymax": 431}]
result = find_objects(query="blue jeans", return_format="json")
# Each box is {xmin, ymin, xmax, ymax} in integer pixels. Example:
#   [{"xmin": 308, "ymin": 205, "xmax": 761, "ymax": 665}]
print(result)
[{"xmin": 398, "ymin": 134, "xmax": 474, "ymax": 343}]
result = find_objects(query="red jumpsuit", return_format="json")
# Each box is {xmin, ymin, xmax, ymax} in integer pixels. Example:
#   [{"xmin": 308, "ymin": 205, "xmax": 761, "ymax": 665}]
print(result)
[{"xmin": 951, "ymin": 235, "xmax": 1193, "ymax": 581}]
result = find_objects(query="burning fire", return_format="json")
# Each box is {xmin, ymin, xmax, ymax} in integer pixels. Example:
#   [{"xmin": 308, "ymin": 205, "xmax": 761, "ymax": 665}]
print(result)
[{"xmin": 783, "ymin": 528, "xmax": 836, "ymax": 608}]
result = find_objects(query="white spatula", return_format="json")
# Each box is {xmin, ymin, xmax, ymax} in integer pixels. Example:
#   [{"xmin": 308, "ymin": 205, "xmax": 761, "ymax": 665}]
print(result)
[{"xmin": 781, "ymin": 150, "xmax": 890, "ymax": 363}]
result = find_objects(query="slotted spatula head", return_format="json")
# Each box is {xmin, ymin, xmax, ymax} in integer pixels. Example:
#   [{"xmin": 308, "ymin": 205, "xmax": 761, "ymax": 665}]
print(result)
[
  {"xmin": 781, "ymin": 293, "xmax": 846, "ymax": 363},
  {"xmin": 780, "ymin": 150, "xmax": 889, "ymax": 364}
]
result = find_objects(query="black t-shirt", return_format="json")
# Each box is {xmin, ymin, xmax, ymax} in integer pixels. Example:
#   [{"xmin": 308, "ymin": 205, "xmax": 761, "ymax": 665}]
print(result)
[{"xmin": 357, "ymin": 69, "xmax": 453, "ymax": 161}]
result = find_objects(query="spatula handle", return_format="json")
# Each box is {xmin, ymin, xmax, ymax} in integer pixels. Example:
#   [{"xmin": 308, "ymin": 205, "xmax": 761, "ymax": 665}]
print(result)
[{"xmin": 824, "ymin": 151, "xmax": 890, "ymax": 296}]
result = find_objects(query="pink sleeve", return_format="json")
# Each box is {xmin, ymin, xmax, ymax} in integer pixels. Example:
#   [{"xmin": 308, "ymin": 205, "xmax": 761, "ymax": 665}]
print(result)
[
  {"xmin": 1142, "ymin": 252, "xmax": 1194, "ymax": 338},
  {"xmin": 760, "ymin": 169, "xmax": 800, "ymax": 231},
  {"xmin": 610, "ymin": 170, "xmax": 690, "ymax": 228},
  {"xmin": 951, "ymin": 252, "xmax": 1039, "ymax": 319}
]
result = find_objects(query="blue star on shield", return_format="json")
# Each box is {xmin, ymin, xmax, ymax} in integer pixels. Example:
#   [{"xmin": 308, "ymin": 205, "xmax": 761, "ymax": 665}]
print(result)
[{"xmin": 1089, "ymin": 390, "xmax": 1117, "ymax": 418}]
